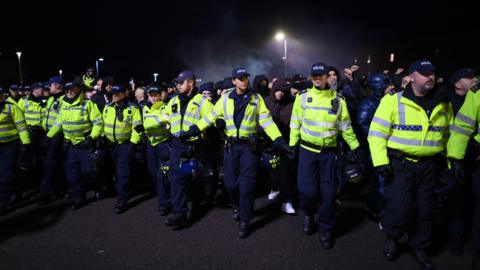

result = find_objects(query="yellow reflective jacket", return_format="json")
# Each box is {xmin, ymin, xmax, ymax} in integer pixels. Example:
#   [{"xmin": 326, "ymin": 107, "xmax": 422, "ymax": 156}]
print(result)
[
  {"xmin": 289, "ymin": 87, "xmax": 359, "ymax": 153},
  {"xmin": 368, "ymin": 90, "xmax": 453, "ymax": 167},
  {"xmin": 0, "ymin": 102, "xmax": 30, "ymax": 144},
  {"xmin": 142, "ymin": 101, "xmax": 170, "ymax": 146},
  {"xmin": 197, "ymin": 90, "xmax": 282, "ymax": 141},
  {"xmin": 163, "ymin": 92, "xmax": 213, "ymax": 141},
  {"xmin": 47, "ymin": 92, "xmax": 104, "ymax": 145},
  {"xmin": 447, "ymin": 88, "xmax": 480, "ymax": 159},
  {"xmin": 43, "ymin": 95, "xmax": 65, "ymax": 131},
  {"xmin": 102, "ymin": 101, "xmax": 142, "ymax": 144},
  {"xmin": 17, "ymin": 97, "xmax": 45, "ymax": 129}
]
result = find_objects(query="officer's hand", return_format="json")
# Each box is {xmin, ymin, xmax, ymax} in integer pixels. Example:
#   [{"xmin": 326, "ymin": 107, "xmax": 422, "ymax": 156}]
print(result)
[
  {"xmin": 215, "ymin": 119, "xmax": 226, "ymax": 131},
  {"xmin": 449, "ymin": 158, "xmax": 465, "ymax": 183},
  {"xmin": 375, "ymin": 164, "xmax": 393, "ymax": 181},
  {"xmin": 134, "ymin": 125, "xmax": 145, "ymax": 133}
]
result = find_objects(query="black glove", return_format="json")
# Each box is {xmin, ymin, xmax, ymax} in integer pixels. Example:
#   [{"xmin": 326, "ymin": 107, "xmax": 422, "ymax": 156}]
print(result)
[
  {"xmin": 134, "ymin": 125, "xmax": 145, "ymax": 133},
  {"xmin": 449, "ymin": 158, "xmax": 465, "ymax": 183},
  {"xmin": 375, "ymin": 164, "xmax": 393, "ymax": 181},
  {"xmin": 80, "ymin": 136, "xmax": 95, "ymax": 151},
  {"xmin": 274, "ymin": 137, "xmax": 295, "ymax": 159},
  {"xmin": 179, "ymin": 125, "xmax": 200, "ymax": 141},
  {"xmin": 215, "ymin": 119, "xmax": 226, "ymax": 131}
]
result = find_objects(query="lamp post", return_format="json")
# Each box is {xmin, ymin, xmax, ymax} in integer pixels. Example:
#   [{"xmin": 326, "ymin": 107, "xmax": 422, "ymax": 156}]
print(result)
[
  {"xmin": 59, "ymin": 69, "xmax": 63, "ymax": 76},
  {"xmin": 153, "ymin": 73, "xmax": 158, "ymax": 82},
  {"xmin": 16, "ymin": 52, "xmax": 23, "ymax": 86},
  {"xmin": 275, "ymin": 32, "xmax": 287, "ymax": 78},
  {"xmin": 96, "ymin": 58, "xmax": 104, "ymax": 79}
]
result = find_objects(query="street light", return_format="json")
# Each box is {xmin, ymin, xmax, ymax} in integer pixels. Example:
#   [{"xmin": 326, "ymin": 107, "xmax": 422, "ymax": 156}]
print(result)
[
  {"xmin": 96, "ymin": 58, "xmax": 104, "ymax": 79},
  {"xmin": 275, "ymin": 32, "xmax": 287, "ymax": 78},
  {"xmin": 389, "ymin": 53, "xmax": 395, "ymax": 63},
  {"xmin": 367, "ymin": 55, "xmax": 371, "ymax": 64},
  {"xmin": 16, "ymin": 52, "xmax": 23, "ymax": 85},
  {"xmin": 59, "ymin": 69, "xmax": 63, "ymax": 76},
  {"xmin": 153, "ymin": 73, "xmax": 158, "ymax": 82}
]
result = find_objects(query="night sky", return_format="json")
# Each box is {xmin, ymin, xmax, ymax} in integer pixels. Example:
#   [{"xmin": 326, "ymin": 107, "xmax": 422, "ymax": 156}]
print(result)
[{"xmin": 1, "ymin": 0, "xmax": 478, "ymax": 86}]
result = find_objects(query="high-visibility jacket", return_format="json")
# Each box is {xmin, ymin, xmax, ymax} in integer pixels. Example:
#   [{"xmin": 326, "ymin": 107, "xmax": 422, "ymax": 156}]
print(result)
[
  {"xmin": 0, "ymin": 102, "xmax": 30, "ymax": 144},
  {"xmin": 289, "ymin": 87, "xmax": 359, "ymax": 153},
  {"xmin": 163, "ymin": 93, "xmax": 213, "ymax": 141},
  {"xmin": 102, "ymin": 101, "xmax": 142, "ymax": 144},
  {"xmin": 17, "ymin": 97, "xmax": 45, "ymax": 128},
  {"xmin": 6, "ymin": 96, "xmax": 19, "ymax": 106},
  {"xmin": 142, "ymin": 101, "xmax": 170, "ymax": 146},
  {"xmin": 43, "ymin": 95, "xmax": 65, "ymax": 131},
  {"xmin": 47, "ymin": 92, "xmax": 103, "ymax": 145},
  {"xmin": 197, "ymin": 90, "xmax": 282, "ymax": 141},
  {"xmin": 447, "ymin": 88, "xmax": 480, "ymax": 160},
  {"xmin": 368, "ymin": 91, "xmax": 453, "ymax": 167}
]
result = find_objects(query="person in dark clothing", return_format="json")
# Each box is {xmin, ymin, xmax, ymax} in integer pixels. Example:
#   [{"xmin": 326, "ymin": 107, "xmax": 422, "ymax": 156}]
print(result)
[
  {"xmin": 328, "ymin": 65, "xmax": 366, "ymax": 118},
  {"xmin": 90, "ymin": 76, "xmax": 115, "ymax": 112},
  {"xmin": 252, "ymin": 75, "xmax": 270, "ymax": 97},
  {"xmin": 444, "ymin": 68, "xmax": 478, "ymax": 257},
  {"xmin": 264, "ymin": 78, "xmax": 295, "ymax": 214}
]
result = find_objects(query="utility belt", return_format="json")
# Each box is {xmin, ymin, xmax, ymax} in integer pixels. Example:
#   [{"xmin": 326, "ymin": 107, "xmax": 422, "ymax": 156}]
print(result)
[
  {"xmin": 387, "ymin": 148, "xmax": 440, "ymax": 163},
  {"xmin": 300, "ymin": 139, "xmax": 336, "ymax": 153},
  {"xmin": 225, "ymin": 135, "xmax": 258, "ymax": 153}
]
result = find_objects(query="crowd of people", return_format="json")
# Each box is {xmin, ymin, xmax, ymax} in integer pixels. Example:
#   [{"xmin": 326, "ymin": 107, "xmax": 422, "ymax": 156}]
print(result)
[{"xmin": 1, "ymin": 59, "xmax": 479, "ymax": 270}]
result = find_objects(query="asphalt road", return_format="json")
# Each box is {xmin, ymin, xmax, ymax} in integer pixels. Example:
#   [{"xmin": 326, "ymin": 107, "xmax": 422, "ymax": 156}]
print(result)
[{"xmin": 0, "ymin": 191, "xmax": 473, "ymax": 270}]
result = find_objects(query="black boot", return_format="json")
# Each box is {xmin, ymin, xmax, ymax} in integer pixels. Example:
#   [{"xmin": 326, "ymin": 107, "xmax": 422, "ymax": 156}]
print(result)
[
  {"xmin": 165, "ymin": 214, "xmax": 188, "ymax": 228},
  {"xmin": 319, "ymin": 231, "xmax": 334, "ymax": 249},
  {"xmin": 159, "ymin": 206, "xmax": 172, "ymax": 216},
  {"xmin": 238, "ymin": 221, "xmax": 250, "ymax": 238},
  {"xmin": 114, "ymin": 200, "xmax": 128, "ymax": 214},
  {"xmin": 411, "ymin": 249, "xmax": 435, "ymax": 270},
  {"xmin": 71, "ymin": 197, "xmax": 86, "ymax": 211},
  {"xmin": 303, "ymin": 215, "xmax": 314, "ymax": 235},
  {"xmin": 383, "ymin": 238, "xmax": 398, "ymax": 262}
]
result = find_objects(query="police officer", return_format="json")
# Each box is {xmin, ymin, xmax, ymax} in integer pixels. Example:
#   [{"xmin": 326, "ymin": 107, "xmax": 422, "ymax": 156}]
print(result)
[
  {"xmin": 161, "ymin": 70, "xmax": 213, "ymax": 228},
  {"xmin": 447, "ymin": 71, "xmax": 480, "ymax": 270},
  {"xmin": 290, "ymin": 63, "xmax": 363, "ymax": 249},
  {"xmin": 194, "ymin": 67, "xmax": 289, "ymax": 238},
  {"xmin": 140, "ymin": 84, "xmax": 171, "ymax": 215},
  {"xmin": 46, "ymin": 80, "xmax": 104, "ymax": 210},
  {"xmin": 368, "ymin": 60, "xmax": 452, "ymax": 269},
  {"xmin": 38, "ymin": 76, "xmax": 65, "ymax": 204},
  {"xmin": 82, "ymin": 67, "xmax": 95, "ymax": 90},
  {"xmin": 7, "ymin": 84, "xmax": 21, "ymax": 105},
  {"xmin": 0, "ymin": 86, "xmax": 30, "ymax": 215},
  {"xmin": 102, "ymin": 85, "xmax": 142, "ymax": 213}
]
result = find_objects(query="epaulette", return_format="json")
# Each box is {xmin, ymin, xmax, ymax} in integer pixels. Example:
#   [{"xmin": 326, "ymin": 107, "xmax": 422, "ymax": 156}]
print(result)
[{"xmin": 298, "ymin": 89, "xmax": 308, "ymax": 95}]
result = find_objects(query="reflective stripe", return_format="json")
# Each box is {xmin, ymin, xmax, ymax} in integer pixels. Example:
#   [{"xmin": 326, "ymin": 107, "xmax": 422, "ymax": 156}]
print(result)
[
  {"xmin": 183, "ymin": 119, "xmax": 194, "ymax": 127},
  {"xmin": 388, "ymin": 136, "xmax": 442, "ymax": 147},
  {"xmin": 210, "ymin": 110, "xmax": 218, "ymax": 118},
  {"xmin": 144, "ymin": 115, "xmax": 163, "ymax": 125},
  {"xmin": 240, "ymin": 126, "xmax": 255, "ymax": 132},
  {"xmin": 456, "ymin": 112, "xmax": 476, "ymax": 126},
  {"xmin": 450, "ymin": 125, "xmax": 472, "ymax": 136},
  {"xmin": 303, "ymin": 119, "xmax": 335, "ymax": 128},
  {"xmin": 260, "ymin": 119, "xmax": 274, "ymax": 129},
  {"xmin": 291, "ymin": 115, "xmax": 300, "ymax": 122},
  {"xmin": 338, "ymin": 121, "xmax": 352, "ymax": 131},
  {"xmin": 252, "ymin": 94, "xmax": 259, "ymax": 118},
  {"xmin": 64, "ymin": 121, "xmax": 84, "ymax": 125},
  {"xmin": 27, "ymin": 111, "xmax": 42, "ymax": 115},
  {"xmin": 304, "ymin": 106, "xmax": 330, "ymax": 111},
  {"xmin": 203, "ymin": 115, "xmax": 213, "ymax": 125},
  {"xmin": 18, "ymin": 126, "xmax": 27, "ymax": 132},
  {"xmin": 372, "ymin": 117, "xmax": 391, "ymax": 128},
  {"xmin": 15, "ymin": 120, "xmax": 26, "ymax": 126},
  {"xmin": 368, "ymin": 130, "xmax": 389, "ymax": 139},
  {"xmin": 397, "ymin": 93, "xmax": 405, "ymax": 125},
  {"xmin": 25, "ymin": 117, "xmax": 42, "ymax": 122},
  {"xmin": 223, "ymin": 94, "xmax": 231, "ymax": 120},
  {"xmin": 132, "ymin": 120, "xmax": 142, "ymax": 126},
  {"xmin": 171, "ymin": 120, "xmax": 181, "ymax": 127},
  {"xmin": 258, "ymin": 113, "xmax": 270, "ymax": 121},
  {"xmin": 0, "ymin": 127, "xmax": 15, "ymax": 132},
  {"xmin": 301, "ymin": 126, "xmax": 337, "ymax": 137},
  {"xmin": 184, "ymin": 112, "xmax": 196, "ymax": 119},
  {"xmin": 226, "ymin": 124, "xmax": 236, "ymax": 131},
  {"xmin": 428, "ymin": 126, "xmax": 446, "ymax": 132},
  {"xmin": 92, "ymin": 118, "xmax": 102, "ymax": 125},
  {"xmin": 301, "ymin": 93, "xmax": 307, "ymax": 109},
  {"xmin": 0, "ymin": 134, "xmax": 19, "ymax": 142},
  {"xmin": 392, "ymin": 124, "xmax": 422, "ymax": 131},
  {"xmin": 290, "ymin": 122, "xmax": 300, "ymax": 129}
]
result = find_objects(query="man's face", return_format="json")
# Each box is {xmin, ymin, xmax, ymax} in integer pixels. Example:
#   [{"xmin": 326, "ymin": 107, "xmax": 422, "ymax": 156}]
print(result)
[
  {"xmin": 105, "ymin": 84, "xmax": 113, "ymax": 93},
  {"xmin": 0, "ymin": 93, "xmax": 5, "ymax": 102},
  {"xmin": 202, "ymin": 91, "xmax": 213, "ymax": 101},
  {"xmin": 233, "ymin": 75, "xmax": 249, "ymax": 91},
  {"xmin": 311, "ymin": 74, "xmax": 328, "ymax": 88},
  {"xmin": 274, "ymin": 90, "xmax": 284, "ymax": 100},
  {"xmin": 135, "ymin": 89, "xmax": 145, "ymax": 102},
  {"xmin": 148, "ymin": 92, "xmax": 161, "ymax": 103},
  {"xmin": 32, "ymin": 87, "xmax": 43, "ymax": 98},
  {"xmin": 9, "ymin": 90, "xmax": 19, "ymax": 97},
  {"xmin": 112, "ymin": 92, "xmax": 126, "ymax": 103},
  {"xmin": 50, "ymin": 83, "xmax": 63, "ymax": 94},
  {"xmin": 327, "ymin": 70, "xmax": 338, "ymax": 85},
  {"xmin": 455, "ymin": 76, "xmax": 478, "ymax": 94},
  {"xmin": 95, "ymin": 80, "xmax": 103, "ymax": 90},
  {"xmin": 290, "ymin": 87, "xmax": 299, "ymax": 96},
  {"xmin": 66, "ymin": 87, "xmax": 81, "ymax": 99},
  {"xmin": 410, "ymin": 71, "xmax": 435, "ymax": 92},
  {"xmin": 177, "ymin": 80, "xmax": 194, "ymax": 95}
]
